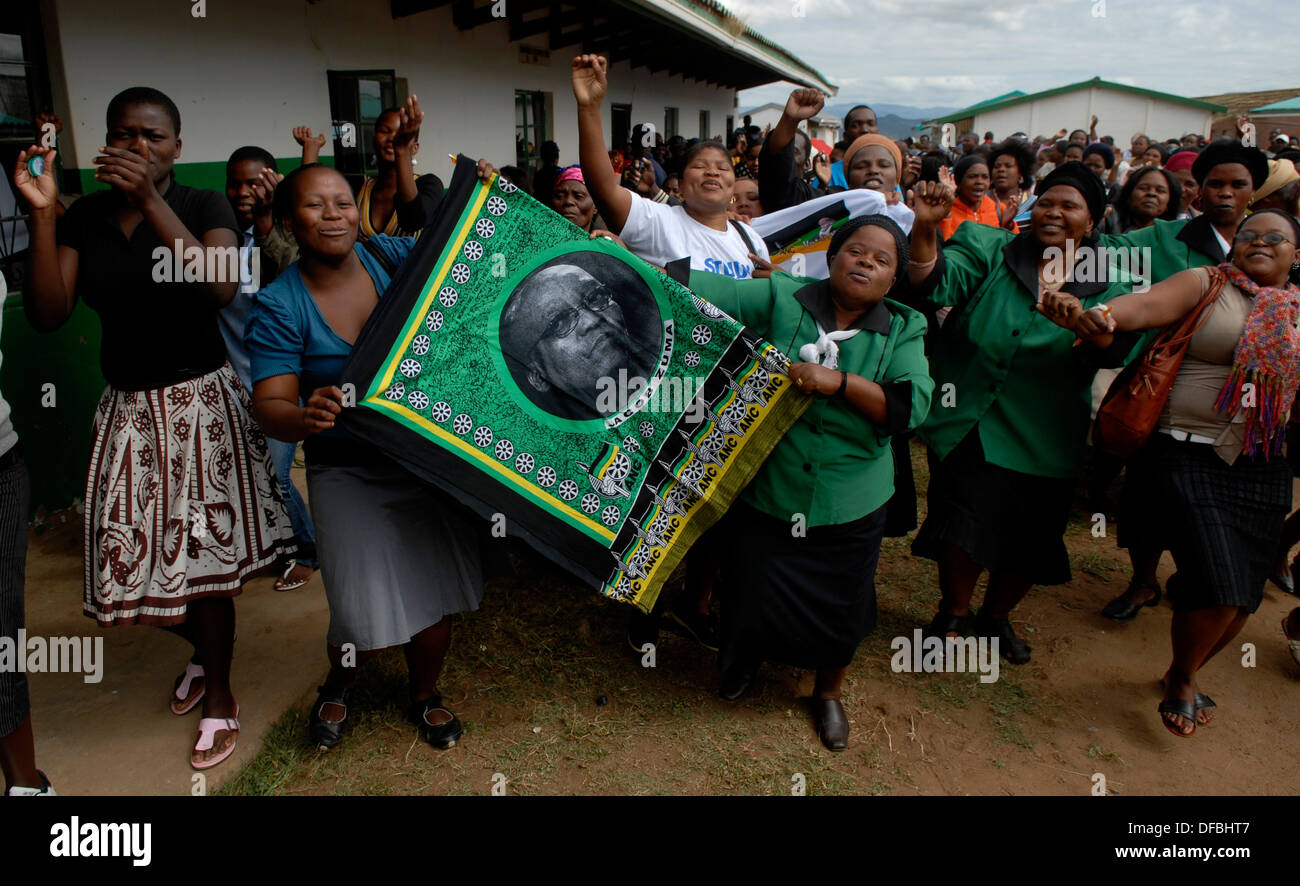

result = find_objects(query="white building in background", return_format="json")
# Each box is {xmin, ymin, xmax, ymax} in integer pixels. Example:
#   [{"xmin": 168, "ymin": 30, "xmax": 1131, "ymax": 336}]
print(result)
[
  {"xmin": 12, "ymin": 0, "xmax": 834, "ymax": 194},
  {"xmin": 922, "ymin": 77, "xmax": 1225, "ymax": 144}
]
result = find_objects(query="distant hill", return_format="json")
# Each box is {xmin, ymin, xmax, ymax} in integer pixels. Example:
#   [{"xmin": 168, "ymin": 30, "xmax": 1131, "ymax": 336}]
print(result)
[{"xmin": 823, "ymin": 102, "xmax": 958, "ymax": 141}]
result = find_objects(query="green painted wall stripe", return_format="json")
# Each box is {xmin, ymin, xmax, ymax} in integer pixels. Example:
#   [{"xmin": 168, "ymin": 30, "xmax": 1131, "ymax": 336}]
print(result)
[{"xmin": 71, "ymin": 155, "xmax": 335, "ymax": 195}]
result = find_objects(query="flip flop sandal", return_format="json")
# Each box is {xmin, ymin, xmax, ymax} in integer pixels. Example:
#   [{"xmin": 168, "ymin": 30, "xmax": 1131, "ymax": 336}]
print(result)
[
  {"xmin": 191, "ymin": 706, "xmax": 240, "ymax": 771},
  {"xmin": 170, "ymin": 661, "xmax": 205, "ymax": 715},
  {"xmin": 1157, "ymin": 698, "xmax": 1196, "ymax": 737},
  {"xmin": 274, "ymin": 559, "xmax": 312, "ymax": 592},
  {"xmin": 1193, "ymin": 693, "xmax": 1216, "ymax": 725}
]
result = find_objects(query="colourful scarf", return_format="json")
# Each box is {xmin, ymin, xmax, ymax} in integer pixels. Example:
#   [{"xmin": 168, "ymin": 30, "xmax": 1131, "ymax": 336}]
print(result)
[{"xmin": 1213, "ymin": 263, "xmax": 1300, "ymax": 457}]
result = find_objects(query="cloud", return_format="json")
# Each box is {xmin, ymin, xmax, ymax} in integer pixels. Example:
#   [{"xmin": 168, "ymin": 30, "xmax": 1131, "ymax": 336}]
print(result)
[{"xmin": 736, "ymin": 0, "xmax": 1287, "ymax": 110}]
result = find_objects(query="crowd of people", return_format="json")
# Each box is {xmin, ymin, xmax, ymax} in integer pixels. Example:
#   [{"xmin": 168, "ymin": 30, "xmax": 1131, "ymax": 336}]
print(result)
[{"xmin": 1, "ymin": 56, "xmax": 1299, "ymax": 794}]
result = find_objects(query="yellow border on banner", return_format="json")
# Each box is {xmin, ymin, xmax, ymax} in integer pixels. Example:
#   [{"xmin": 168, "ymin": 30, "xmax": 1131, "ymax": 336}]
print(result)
[{"xmin": 362, "ymin": 176, "xmax": 615, "ymax": 542}]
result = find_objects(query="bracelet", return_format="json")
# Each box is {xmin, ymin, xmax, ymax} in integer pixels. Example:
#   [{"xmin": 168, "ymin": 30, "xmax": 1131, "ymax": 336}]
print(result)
[{"xmin": 837, "ymin": 371, "xmax": 848, "ymax": 396}]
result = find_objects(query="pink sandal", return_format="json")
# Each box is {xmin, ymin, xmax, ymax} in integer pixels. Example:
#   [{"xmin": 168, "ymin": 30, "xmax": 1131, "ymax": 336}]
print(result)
[
  {"xmin": 170, "ymin": 662, "xmax": 205, "ymax": 715},
  {"xmin": 191, "ymin": 707, "xmax": 240, "ymax": 771}
]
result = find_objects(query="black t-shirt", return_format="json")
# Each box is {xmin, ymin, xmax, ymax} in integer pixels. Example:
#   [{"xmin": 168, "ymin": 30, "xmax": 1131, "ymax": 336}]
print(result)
[{"xmin": 56, "ymin": 181, "xmax": 239, "ymax": 390}]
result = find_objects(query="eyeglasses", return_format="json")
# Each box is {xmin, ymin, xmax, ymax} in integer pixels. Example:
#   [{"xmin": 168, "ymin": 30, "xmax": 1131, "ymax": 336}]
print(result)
[
  {"xmin": 1233, "ymin": 230, "xmax": 1296, "ymax": 247},
  {"xmin": 542, "ymin": 285, "xmax": 616, "ymax": 339}
]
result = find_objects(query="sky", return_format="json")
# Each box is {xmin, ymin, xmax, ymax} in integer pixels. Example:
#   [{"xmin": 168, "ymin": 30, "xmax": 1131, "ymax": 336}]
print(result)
[{"xmin": 730, "ymin": 0, "xmax": 1290, "ymax": 113}]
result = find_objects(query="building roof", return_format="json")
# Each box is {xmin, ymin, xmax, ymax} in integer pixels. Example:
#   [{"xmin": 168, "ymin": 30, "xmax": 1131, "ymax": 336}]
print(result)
[
  {"xmin": 1250, "ymin": 95, "xmax": 1300, "ymax": 114},
  {"xmin": 1195, "ymin": 88, "xmax": 1300, "ymax": 118},
  {"xmin": 395, "ymin": 0, "xmax": 837, "ymax": 94},
  {"xmin": 737, "ymin": 102, "xmax": 784, "ymax": 116},
  {"xmin": 932, "ymin": 77, "xmax": 1226, "ymax": 124}
]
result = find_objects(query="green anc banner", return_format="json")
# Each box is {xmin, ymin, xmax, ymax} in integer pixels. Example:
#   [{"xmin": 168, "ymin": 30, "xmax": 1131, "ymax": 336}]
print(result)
[{"xmin": 340, "ymin": 159, "xmax": 809, "ymax": 612}]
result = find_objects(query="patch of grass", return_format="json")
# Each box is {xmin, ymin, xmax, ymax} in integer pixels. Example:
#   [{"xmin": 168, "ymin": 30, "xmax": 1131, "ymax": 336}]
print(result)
[{"xmin": 1085, "ymin": 743, "xmax": 1129, "ymax": 768}]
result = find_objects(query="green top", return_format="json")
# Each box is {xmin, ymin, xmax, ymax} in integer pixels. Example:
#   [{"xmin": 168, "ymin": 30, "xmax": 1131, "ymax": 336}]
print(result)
[
  {"xmin": 688, "ymin": 270, "xmax": 933, "ymax": 527},
  {"xmin": 917, "ymin": 223, "xmax": 1134, "ymax": 479},
  {"xmin": 1100, "ymin": 214, "xmax": 1225, "ymax": 283}
]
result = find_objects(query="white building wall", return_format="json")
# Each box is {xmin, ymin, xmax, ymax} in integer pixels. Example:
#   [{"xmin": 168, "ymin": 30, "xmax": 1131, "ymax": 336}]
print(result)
[
  {"xmin": 46, "ymin": 0, "xmax": 736, "ymax": 177},
  {"xmin": 973, "ymin": 88, "xmax": 1212, "ymax": 143}
]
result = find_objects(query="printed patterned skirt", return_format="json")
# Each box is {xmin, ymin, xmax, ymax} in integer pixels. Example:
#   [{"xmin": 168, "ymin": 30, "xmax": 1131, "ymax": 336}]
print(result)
[{"xmin": 83, "ymin": 364, "xmax": 295, "ymax": 626}]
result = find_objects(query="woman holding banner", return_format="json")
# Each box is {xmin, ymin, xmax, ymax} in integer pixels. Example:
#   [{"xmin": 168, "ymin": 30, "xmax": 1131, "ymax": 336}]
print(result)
[
  {"xmin": 688, "ymin": 215, "xmax": 933, "ymax": 750},
  {"xmin": 246, "ymin": 160, "xmax": 496, "ymax": 753}
]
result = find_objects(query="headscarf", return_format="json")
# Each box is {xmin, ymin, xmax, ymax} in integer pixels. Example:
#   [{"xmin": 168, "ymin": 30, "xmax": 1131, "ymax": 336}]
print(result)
[
  {"xmin": 1251, "ymin": 159, "xmax": 1299, "ymax": 206},
  {"xmin": 1164, "ymin": 150, "xmax": 1197, "ymax": 173},
  {"xmin": 843, "ymin": 134, "xmax": 902, "ymax": 177},
  {"xmin": 1191, "ymin": 139, "xmax": 1269, "ymax": 187},
  {"xmin": 1083, "ymin": 142, "xmax": 1115, "ymax": 169},
  {"xmin": 1035, "ymin": 160, "xmax": 1107, "ymax": 223},
  {"xmin": 555, "ymin": 164, "xmax": 585, "ymax": 186}
]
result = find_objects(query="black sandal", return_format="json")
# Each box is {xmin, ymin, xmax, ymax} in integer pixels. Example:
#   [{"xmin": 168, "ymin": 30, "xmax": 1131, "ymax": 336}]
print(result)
[
  {"xmin": 409, "ymin": 695, "xmax": 464, "ymax": 750},
  {"xmin": 1158, "ymin": 698, "xmax": 1196, "ymax": 737},
  {"xmin": 310, "ymin": 685, "xmax": 350, "ymax": 750}
]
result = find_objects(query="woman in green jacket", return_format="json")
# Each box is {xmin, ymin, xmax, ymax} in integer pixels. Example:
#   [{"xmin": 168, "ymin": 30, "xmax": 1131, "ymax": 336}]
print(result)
[
  {"xmin": 906, "ymin": 163, "xmax": 1138, "ymax": 663},
  {"xmin": 687, "ymin": 215, "xmax": 933, "ymax": 750}
]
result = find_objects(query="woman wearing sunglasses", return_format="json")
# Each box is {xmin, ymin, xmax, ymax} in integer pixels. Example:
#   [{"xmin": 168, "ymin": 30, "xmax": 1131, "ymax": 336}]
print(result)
[{"xmin": 1039, "ymin": 208, "xmax": 1300, "ymax": 738}]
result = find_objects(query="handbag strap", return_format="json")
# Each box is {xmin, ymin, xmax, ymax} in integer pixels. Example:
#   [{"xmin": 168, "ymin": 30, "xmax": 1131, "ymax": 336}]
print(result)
[{"xmin": 1145, "ymin": 266, "xmax": 1228, "ymax": 358}]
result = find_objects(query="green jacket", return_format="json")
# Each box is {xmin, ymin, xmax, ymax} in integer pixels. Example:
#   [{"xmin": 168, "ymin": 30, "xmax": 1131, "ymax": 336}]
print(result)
[
  {"xmin": 689, "ymin": 271, "xmax": 933, "ymax": 526},
  {"xmin": 915, "ymin": 223, "xmax": 1135, "ymax": 478},
  {"xmin": 1099, "ymin": 214, "xmax": 1227, "ymax": 283}
]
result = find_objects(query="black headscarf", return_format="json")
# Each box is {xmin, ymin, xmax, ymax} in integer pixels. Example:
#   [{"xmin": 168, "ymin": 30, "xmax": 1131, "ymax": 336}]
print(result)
[
  {"xmin": 1191, "ymin": 139, "xmax": 1269, "ymax": 188},
  {"xmin": 827, "ymin": 214, "xmax": 911, "ymax": 298},
  {"xmin": 1036, "ymin": 160, "xmax": 1107, "ymax": 224}
]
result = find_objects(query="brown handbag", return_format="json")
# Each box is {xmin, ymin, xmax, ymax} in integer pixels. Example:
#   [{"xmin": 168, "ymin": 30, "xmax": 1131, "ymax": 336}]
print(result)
[{"xmin": 1093, "ymin": 267, "xmax": 1227, "ymax": 458}]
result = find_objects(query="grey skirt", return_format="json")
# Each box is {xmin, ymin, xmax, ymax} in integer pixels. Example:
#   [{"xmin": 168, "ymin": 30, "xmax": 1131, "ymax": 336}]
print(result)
[{"xmin": 307, "ymin": 458, "xmax": 484, "ymax": 651}]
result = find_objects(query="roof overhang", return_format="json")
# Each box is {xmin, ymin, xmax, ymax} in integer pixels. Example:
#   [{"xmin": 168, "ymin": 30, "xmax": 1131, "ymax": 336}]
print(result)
[{"xmin": 390, "ymin": 0, "xmax": 836, "ymax": 94}]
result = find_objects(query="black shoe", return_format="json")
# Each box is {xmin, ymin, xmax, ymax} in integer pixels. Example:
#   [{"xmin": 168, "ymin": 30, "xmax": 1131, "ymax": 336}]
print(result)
[
  {"xmin": 813, "ymin": 698, "xmax": 849, "ymax": 751},
  {"xmin": 627, "ymin": 611, "xmax": 661, "ymax": 655},
  {"xmin": 974, "ymin": 614, "xmax": 1032, "ymax": 664},
  {"xmin": 664, "ymin": 608, "xmax": 719, "ymax": 651},
  {"xmin": 719, "ymin": 662, "xmax": 758, "ymax": 701},
  {"xmin": 1101, "ymin": 580, "xmax": 1162, "ymax": 622},
  {"xmin": 409, "ymin": 695, "xmax": 464, "ymax": 750},
  {"xmin": 309, "ymin": 685, "xmax": 350, "ymax": 750},
  {"xmin": 922, "ymin": 609, "xmax": 970, "ymax": 640}
]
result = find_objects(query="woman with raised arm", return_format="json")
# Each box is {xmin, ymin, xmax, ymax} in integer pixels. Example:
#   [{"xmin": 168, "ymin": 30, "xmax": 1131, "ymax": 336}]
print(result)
[
  {"xmin": 244, "ymin": 160, "xmax": 496, "ymax": 752},
  {"xmin": 571, "ymin": 54, "xmax": 769, "ymax": 279},
  {"xmin": 1039, "ymin": 209, "xmax": 1300, "ymax": 736},
  {"xmin": 14, "ymin": 87, "xmax": 294, "ymax": 771},
  {"xmin": 294, "ymin": 95, "xmax": 443, "ymax": 240},
  {"xmin": 904, "ymin": 162, "xmax": 1138, "ymax": 664}
]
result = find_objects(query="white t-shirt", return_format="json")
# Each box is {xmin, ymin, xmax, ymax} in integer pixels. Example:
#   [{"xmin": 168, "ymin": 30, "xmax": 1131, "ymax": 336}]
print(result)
[{"xmin": 620, "ymin": 196, "xmax": 769, "ymax": 279}]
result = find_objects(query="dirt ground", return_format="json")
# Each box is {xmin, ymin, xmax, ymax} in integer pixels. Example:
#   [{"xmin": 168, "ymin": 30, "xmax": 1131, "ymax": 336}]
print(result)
[{"xmin": 19, "ymin": 443, "xmax": 1300, "ymax": 795}]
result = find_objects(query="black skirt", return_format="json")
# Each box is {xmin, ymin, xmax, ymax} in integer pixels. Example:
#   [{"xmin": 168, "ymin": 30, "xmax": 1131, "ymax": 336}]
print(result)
[
  {"xmin": 912, "ymin": 430, "xmax": 1076, "ymax": 586},
  {"xmin": 883, "ymin": 432, "xmax": 918, "ymax": 537},
  {"xmin": 1144, "ymin": 436, "xmax": 1291, "ymax": 613},
  {"xmin": 716, "ymin": 503, "xmax": 887, "ymax": 673}
]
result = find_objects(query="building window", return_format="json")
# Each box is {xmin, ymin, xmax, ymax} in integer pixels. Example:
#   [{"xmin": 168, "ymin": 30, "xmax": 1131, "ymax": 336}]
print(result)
[
  {"xmin": 326, "ymin": 70, "xmax": 397, "ymax": 191},
  {"xmin": 726, "ymin": 115, "xmax": 734, "ymax": 139},
  {"xmin": 664, "ymin": 107, "xmax": 678, "ymax": 139},
  {"xmin": 610, "ymin": 103, "xmax": 632, "ymax": 153},
  {"xmin": 699, "ymin": 110, "xmax": 711, "ymax": 141},
  {"xmin": 1, "ymin": 8, "xmax": 54, "ymax": 288},
  {"xmin": 515, "ymin": 90, "xmax": 550, "ymax": 171}
]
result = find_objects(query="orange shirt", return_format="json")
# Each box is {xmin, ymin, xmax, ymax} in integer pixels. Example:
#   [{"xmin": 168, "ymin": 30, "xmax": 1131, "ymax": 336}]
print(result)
[{"xmin": 940, "ymin": 193, "xmax": 1016, "ymax": 240}]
